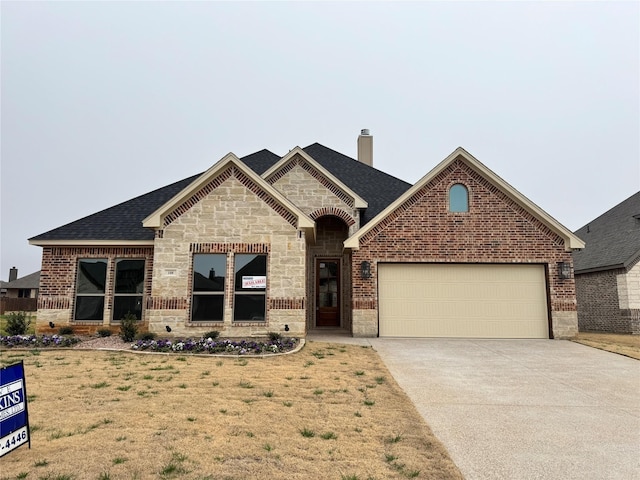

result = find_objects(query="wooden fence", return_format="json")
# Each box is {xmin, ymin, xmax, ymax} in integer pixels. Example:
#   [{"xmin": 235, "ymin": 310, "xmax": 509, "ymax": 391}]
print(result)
[{"xmin": 0, "ymin": 297, "xmax": 38, "ymax": 314}]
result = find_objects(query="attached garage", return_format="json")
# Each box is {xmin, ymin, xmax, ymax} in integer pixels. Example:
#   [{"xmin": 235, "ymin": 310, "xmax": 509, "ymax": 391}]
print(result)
[{"xmin": 378, "ymin": 263, "xmax": 549, "ymax": 338}]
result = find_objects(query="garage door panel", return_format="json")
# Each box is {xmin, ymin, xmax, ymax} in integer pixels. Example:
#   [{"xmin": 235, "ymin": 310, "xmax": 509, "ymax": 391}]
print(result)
[{"xmin": 379, "ymin": 264, "xmax": 548, "ymax": 338}]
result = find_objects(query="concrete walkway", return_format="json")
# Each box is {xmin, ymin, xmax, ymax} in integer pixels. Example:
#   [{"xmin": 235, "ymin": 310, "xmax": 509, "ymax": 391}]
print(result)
[{"xmin": 307, "ymin": 333, "xmax": 640, "ymax": 480}]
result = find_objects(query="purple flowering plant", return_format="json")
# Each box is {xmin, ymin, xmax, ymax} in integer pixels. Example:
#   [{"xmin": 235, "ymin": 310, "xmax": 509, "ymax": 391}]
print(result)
[
  {"xmin": 131, "ymin": 336, "xmax": 298, "ymax": 355},
  {"xmin": 0, "ymin": 334, "xmax": 81, "ymax": 348}
]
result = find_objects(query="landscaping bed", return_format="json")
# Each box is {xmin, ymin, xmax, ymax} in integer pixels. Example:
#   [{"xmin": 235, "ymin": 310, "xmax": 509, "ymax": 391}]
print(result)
[{"xmin": 0, "ymin": 333, "xmax": 301, "ymax": 355}]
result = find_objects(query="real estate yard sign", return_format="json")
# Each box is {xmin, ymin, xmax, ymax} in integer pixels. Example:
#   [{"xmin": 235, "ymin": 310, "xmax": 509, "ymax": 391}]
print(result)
[{"xmin": 0, "ymin": 361, "xmax": 30, "ymax": 457}]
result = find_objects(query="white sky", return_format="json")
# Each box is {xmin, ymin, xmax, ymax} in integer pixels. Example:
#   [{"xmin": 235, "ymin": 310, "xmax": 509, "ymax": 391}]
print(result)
[{"xmin": 1, "ymin": 1, "xmax": 639, "ymax": 280}]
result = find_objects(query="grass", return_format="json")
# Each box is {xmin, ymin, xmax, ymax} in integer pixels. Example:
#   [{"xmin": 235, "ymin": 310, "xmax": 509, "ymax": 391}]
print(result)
[
  {"xmin": 0, "ymin": 341, "xmax": 463, "ymax": 480},
  {"xmin": 572, "ymin": 332, "xmax": 640, "ymax": 360}
]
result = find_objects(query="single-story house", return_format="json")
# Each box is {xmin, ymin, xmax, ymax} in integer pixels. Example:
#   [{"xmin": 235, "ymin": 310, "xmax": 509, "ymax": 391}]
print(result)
[
  {"xmin": 29, "ymin": 131, "xmax": 584, "ymax": 339},
  {"xmin": 0, "ymin": 268, "xmax": 40, "ymax": 314},
  {"xmin": 573, "ymin": 191, "xmax": 640, "ymax": 334}
]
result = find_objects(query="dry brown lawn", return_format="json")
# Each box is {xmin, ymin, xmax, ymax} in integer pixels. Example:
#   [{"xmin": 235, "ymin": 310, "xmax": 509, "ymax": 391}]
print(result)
[
  {"xmin": 0, "ymin": 341, "xmax": 463, "ymax": 480},
  {"xmin": 572, "ymin": 332, "xmax": 640, "ymax": 360}
]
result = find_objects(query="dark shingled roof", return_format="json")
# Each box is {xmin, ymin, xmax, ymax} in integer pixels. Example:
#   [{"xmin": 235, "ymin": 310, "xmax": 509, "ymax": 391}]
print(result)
[
  {"xmin": 1, "ymin": 271, "xmax": 41, "ymax": 289},
  {"xmin": 572, "ymin": 191, "xmax": 640, "ymax": 273},
  {"xmin": 301, "ymin": 144, "xmax": 412, "ymax": 224},
  {"xmin": 30, "ymin": 144, "xmax": 411, "ymax": 242}
]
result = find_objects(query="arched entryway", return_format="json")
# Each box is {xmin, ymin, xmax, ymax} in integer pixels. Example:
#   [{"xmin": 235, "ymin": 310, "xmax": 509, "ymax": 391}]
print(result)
[{"xmin": 307, "ymin": 215, "xmax": 352, "ymax": 332}]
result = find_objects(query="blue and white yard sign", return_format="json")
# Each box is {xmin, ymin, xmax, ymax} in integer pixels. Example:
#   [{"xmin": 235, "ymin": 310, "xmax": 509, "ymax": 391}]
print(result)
[{"xmin": 0, "ymin": 361, "xmax": 30, "ymax": 457}]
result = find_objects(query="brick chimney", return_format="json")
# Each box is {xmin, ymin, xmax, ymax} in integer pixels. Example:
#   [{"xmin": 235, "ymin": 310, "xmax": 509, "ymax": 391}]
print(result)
[
  {"xmin": 9, "ymin": 267, "xmax": 18, "ymax": 282},
  {"xmin": 357, "ymin": 129, "xmax": 373, "ymax": 166}
]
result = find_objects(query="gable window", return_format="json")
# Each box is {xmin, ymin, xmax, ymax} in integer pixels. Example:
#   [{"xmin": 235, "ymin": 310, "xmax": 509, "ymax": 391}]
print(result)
[
  {"xmin": 234, "ymin": 254, "xmax": 266, "ymax": 322},
  {"xmin": 75, "ymin": 259, "xmax": 107, "ymax": 320},
  {"xmin": 113, "ymin": 259, "xmax": 145, "ymax": 321},
  {"xmin": 192, "ymin": 254, "xmax": 226, "ymax": 321},
  {"xmin": 449, "ymin": 184, "xmax": 469, "ymax": 212}
]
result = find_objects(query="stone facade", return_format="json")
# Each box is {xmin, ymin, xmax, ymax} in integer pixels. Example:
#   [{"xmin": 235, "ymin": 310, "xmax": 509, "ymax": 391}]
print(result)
[
  {"xmin": 268, "ymin": 156, "xmax": 360, "ymax": 235},
  {"xmin": 576, "ymin": 262, "xmax": 640, "ymax": 334},
  {"xmin": 33, "ymin": 149, "xmax": 582, "ymax": 340},
  {"xmin": 147, "ymin": 169, "xmax": 306, "ymax": 338},
  {"xmin": 305, "ymin": 216, "xmax": 351, "ymax": 331},
  {"xmin": 350, "ymin": 158, "xmax": 578, "ymax": 339}
]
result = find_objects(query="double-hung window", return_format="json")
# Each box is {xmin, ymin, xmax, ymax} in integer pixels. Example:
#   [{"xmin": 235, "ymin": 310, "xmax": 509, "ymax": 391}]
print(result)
[
  {"xmin": 113, "ymin": 259, "xmax": 145, "ymax": 321},
  {"xmin": 75, "ymin": 259, "xmax": 108, "ymax": 320},
  {"xmin": 192, "ymin": 254, "xmax": 226, "ymax": 321},
  {"xmin": 234, "ymin": 254, "xmax": 266, "ymax": 322}
]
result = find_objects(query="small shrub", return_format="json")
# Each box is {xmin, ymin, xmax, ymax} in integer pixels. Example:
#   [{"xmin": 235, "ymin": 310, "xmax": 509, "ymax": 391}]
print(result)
[
  {"xmin": 203, "ymin": 330, "xmax": 220, "ymax": 340},
  {"xmin": 268, "ymin": 331, "xmax": 282, "ymax": 341},
  {"xmin": 136, "ymin": 332, "xmax": 156, "ymax": 341},
  {"xmin": 5, "ymin": 312, "xmax": 31, "ymax": 335},
  {"xmin": 97, "ymin": 328, "xmax": 112, "ymax": 337},
  {"xmin": 58, "ymin": 326, "xmax": 74, "ymax": 335},
  {"xmin": 119, "ymin": 312, "xmax": 138, "ymax": 342}
]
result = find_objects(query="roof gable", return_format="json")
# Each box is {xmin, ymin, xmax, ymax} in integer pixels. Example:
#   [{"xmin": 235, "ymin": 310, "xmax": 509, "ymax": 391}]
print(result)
[
  {"xmin": 345, "ymin": 147, "xmax": 585, "ymax": 252},
  {"xmin": 301, "ymin": 144, "xmax": 411, "ymax": 224},
  {"xmin": 573, "ymin": 191, "xmax": 640, "ymax": 273},
  {"xmin": 262, "ymin": 147, "xmax": 368, "ymax": 209},
  {"xmin": 142, "ymin": 153, "xmax": 314, "ymax": 234}
]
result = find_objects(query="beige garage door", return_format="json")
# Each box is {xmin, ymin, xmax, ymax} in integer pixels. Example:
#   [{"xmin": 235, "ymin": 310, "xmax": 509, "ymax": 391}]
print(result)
[{"xmin": 378, "ymin": 264, "xmax": 549, "ymax": 338}]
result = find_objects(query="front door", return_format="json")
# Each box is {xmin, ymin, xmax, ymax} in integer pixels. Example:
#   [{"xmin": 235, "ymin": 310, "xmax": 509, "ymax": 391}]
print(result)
[{"xmin": 316, "ymin": 259, "xmax": 340, "ymax": 327}]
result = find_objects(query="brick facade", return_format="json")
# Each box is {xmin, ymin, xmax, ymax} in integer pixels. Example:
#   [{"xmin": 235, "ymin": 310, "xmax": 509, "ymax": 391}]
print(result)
[
  {"xmin": 34, "ymin": 150, "xmax": 581, "ymax": 340},
  {"xmin": 576, "ymin": 262, "xmax": 640, "ymax": 334},
  {"xmin": 36, "ymin": 246, "xmax": 154, "ymax": 335},
  {"xmin": 351, "ymin": 158, "xmax": 578, "ymax": 338}
]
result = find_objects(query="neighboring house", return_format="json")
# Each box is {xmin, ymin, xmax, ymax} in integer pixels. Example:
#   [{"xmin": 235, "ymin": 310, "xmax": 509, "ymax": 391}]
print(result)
[
  {"xmin": 573, "ymin": 192, "xmax": 640, "ymax": 334},
  {"xmin": 0, "ymin": 268, "xmax": 40, "ymax": 313},
  {"xmin": 29, "ymin": 131, "xmax": 584, "ymax": 339}
]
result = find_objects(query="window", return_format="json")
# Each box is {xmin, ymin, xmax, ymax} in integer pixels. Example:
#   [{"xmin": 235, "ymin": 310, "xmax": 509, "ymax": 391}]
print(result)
[
  {"xmin": 75, "ymin": 259, "xmax": 107, "ymax": 320},
  {"xmin": 192, "ymin": 254, "xmax": 226, "ymax": 321},
  {"xmin": 449, "ymin": 184, "xmax": 469, "ymax": 212},
  {"xmin": 234, "ymin": 254, "xmax": 266, "ymax": 322},
  {"xmin": 113, "ymin": 259, "xmax": 145, "ymax": 321}
]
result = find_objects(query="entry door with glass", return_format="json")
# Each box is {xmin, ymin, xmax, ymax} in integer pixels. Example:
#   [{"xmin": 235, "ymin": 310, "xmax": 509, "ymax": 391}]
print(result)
[{"xmin": 316, "ymin": 259, "xmax": 340, "ymax": 327}]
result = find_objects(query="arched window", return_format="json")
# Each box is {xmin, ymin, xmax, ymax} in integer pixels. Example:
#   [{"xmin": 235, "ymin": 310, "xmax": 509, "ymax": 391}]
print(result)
[{"xmin": 449, "ymin": 184, "xmax": 469, "ymax": 212}]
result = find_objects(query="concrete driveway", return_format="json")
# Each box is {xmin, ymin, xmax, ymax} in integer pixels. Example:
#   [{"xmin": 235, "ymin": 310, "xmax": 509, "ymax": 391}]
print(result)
[
  {"xmin": 365, "ymin": 339, "xmax": 640, "ymax": 480},
  {"xmin": 369, "ymin": 338, "xmax": 640, "ymax": 480}
]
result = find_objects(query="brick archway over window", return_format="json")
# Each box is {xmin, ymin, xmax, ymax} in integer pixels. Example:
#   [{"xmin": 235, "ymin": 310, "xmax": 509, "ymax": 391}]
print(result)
[{"xmin": 310, "ymin": 207, "xmax": 356, "ymax": 226}]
